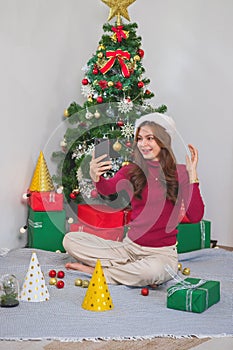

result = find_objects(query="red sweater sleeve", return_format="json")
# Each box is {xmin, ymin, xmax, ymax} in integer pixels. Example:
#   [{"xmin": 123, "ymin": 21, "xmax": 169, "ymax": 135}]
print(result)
[
  {"xmin": 177, "ymin": 165, "xmax": 205, "ymax": 223},
  {"xmin": 95, "ymin": 164, "xmax": 134, "ymax": 198}
]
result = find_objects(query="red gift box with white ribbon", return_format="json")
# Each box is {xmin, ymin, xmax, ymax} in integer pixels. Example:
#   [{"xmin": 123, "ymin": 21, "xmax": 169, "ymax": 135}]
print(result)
[
  {"xmin": 77, "ymin": 204, "xmax": 131, "ymax": 228},
  {"xmin": 28, "ymin": 192, "xmax": 64, "ymax": 211}
]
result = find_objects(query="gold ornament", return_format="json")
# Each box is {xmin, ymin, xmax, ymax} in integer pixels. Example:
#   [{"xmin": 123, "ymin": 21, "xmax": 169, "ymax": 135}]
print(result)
[
  {"xmin": 64, "ymin": 109, "xmax": 69, "ymax": 117},
  {"xmin": 122, "ymin": 161, "xmax": 130, "ymax": 166},
  {"xmin": 101, "ymin": 0, "xmax": 136, "ymax": 24},
  {"xmin": 29, "ymin": 151, "xmax": 55, "ymax": 192},
  {"xmin": 82, "ymin": 280, "xmax": 89, "ymax": 288},
  {"xmin": 111, "ymin": 30, "xmax": 129, "ymax": 43},
  {"xmin": 49, "ymin": 278, "xmax": 57, "ymax": 285},
  {"xmin": 178, "ymin": 262, "xmax": 182, "ymax": 271},
  {"xmin": 108, "ymin": 81, "xmax": 114, "ymax": 87},
  {"xmin": 182, "ymin": 267, "xmax": 191, "ymax": 276},
  {"xmin": 97, "ymin": 52, "xmax": 104, "ymax": 58},
  {"xmin": 75, "ymin": 278, "xmax": 83, "ymax": 287},
  {"xmin": 113, "ymin": 140, "xmax": 122, "ymax": 152},
  {"xmin": 87, "ymin": 97, "xmax": 93, "ymax": 103},
  {"xmin": 134, "ymin": 55, "xmax": 141, "ymax": 61},
  {"xmin": 98, "ymin": 44, "xmax": 105, "ymax": 50}
]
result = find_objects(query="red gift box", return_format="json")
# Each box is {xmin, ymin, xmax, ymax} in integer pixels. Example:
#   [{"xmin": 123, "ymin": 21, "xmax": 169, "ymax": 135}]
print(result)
[
  {"xmin": 70, "ymin": 221, "xmax": 125, "ymax": 241},
  {"xmin": 28, "ymin": 191, "xmax": 64, "ymax": 211},
  {"xmin": 77, "ymin": 204, "xmax": 131, "ymax": 229}
]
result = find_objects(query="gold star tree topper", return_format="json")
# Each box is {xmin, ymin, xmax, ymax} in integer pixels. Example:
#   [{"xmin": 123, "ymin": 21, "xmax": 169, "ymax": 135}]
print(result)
[{"xmin": 101, "ymin": 0, "xmax": 136, "ymax": 23}]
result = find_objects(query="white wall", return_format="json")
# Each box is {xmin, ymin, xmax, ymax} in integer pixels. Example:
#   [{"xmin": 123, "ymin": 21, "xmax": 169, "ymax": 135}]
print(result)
[{"xmin": 0, "ymin": 0, "xmax": 232, "ymax": 249}]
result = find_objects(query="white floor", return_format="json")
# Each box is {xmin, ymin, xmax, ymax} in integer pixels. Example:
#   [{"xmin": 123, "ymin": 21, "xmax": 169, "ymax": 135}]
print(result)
[
  {"xmin": 0, "ymin": 338, "xmax": 233, "ymax": 350},
  {"xmin": 191, "ymin": 337, "xmax": 233, "ymax": 350}
]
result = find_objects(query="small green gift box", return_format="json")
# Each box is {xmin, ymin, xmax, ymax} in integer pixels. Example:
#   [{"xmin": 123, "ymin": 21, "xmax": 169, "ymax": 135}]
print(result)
[
  {"xmin": 167, "ymin": 277, "xmax": 220, "ymax": 313},
  {"xmin": 176, "ymin": 220, "xmax": 211, "ymax": 253}
]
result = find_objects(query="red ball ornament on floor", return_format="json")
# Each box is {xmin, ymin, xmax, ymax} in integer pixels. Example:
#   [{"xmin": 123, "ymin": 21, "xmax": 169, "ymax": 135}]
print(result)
[
  {"xmin": 137, "ymin": 49, "xmax": 144, "ymax": 58},
  {"xmin": 57, "ymin": 271, "xmax": 65, "ymax": 279},
  {"xmin": 82, "ymin": 78, "xmax": 89, "ymax": 85},
  {"xmin": 141, "ymin": 287, "xmax": 149, "ymax": 296},
  {"xmin": 137, "ymin": 81, "xmax": 144, "ymax": 88},
  {"xmin": 69, "ymin": 192, "xmax": 76, "ymax": 200},
  {"xmin": 49, "ymin": 270, "xmax": 56, "ymax": 278},
  {"xmin": 96, "ymin": 96, "xmax": 103, "ymax": 103},
  {"xmin": 56, "ymin": 280, "xmax": 65, "ymax": 289}
]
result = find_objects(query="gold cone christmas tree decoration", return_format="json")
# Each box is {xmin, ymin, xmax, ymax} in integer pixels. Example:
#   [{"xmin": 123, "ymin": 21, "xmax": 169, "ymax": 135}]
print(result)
[
  {"xmin": 29, "ymin": 151, "xmax": 55, "ymax": 192},
  {"xmin": 82, "ymin": 259, "xmax": 114, "ymax": 312},
  {"xmin": 20, "ymin": 252, "xmax": 49, "ymax": 302}
]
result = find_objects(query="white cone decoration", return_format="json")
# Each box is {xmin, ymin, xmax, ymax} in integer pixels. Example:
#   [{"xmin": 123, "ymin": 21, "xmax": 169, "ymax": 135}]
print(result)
[{"xmin": 20, "ymin": 252, "xmax": 49, "ymax": 302}]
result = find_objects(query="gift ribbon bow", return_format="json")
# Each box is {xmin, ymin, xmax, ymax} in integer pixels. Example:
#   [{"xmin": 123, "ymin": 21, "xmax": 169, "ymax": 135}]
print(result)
[
  {"xmin": 111, "ymin": 26, "xmax": 127, "ymax": 42},
  {"xmin": 100, "ymin": 50, "xmax": 130, "ymax": 77},
  {"xmin": 165, "ymin": 264, "xmax": 209, "ymax": 311}
]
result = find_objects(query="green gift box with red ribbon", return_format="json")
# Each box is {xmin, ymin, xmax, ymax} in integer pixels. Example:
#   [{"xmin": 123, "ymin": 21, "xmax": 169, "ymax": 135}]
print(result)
[{"xmin": 167, "ymin": 277, "xmax": 220, "ymax": 313}]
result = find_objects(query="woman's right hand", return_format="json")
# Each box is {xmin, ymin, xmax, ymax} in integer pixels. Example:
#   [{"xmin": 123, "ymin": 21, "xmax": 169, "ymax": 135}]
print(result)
[{"xmin": 89, "ymin": 153, "xmax": 112, "ymax": 183}]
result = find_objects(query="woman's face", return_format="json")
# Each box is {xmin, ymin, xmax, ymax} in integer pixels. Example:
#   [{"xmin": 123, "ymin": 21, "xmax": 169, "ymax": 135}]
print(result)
[{"xmin": 136, "ymin": 125, "xmax": 161, "ymax": 161}]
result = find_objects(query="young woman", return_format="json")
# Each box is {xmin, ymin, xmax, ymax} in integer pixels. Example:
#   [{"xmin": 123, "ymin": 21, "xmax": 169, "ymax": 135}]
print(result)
[{"xmin": 63, "ymin": 113, "xmax": 204, "ymax": 287}]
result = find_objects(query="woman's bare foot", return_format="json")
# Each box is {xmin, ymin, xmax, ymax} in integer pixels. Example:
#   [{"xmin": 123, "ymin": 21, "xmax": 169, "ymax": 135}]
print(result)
[{"xmin": 65, "ymin": 262, "xmax": 94, "ymax": 274}]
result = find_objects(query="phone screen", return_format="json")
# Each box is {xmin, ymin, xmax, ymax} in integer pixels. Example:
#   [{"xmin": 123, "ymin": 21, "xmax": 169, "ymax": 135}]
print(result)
[{"xmin": 94, "ymin": 139, "xmax": 110, "ymax": 161}]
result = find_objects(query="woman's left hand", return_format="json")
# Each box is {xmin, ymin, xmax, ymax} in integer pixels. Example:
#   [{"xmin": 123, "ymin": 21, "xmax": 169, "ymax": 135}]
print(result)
[{"xmin": 186, "ymin": 144, "xmax": 199, "ymax": 183}]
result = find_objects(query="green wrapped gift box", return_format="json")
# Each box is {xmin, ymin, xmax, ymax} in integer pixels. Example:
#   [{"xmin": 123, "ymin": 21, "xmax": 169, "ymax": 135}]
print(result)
[
  {"xmin": 176, "ymin": 220, "xmax": 211, "ymax": 253},
  {"xmin": 167, "ymin": 277, "xmax": 220, "ymax": 313},
  {"xmin": 27, "ymin": 208, "xmax": 66, "ymax": 252}
]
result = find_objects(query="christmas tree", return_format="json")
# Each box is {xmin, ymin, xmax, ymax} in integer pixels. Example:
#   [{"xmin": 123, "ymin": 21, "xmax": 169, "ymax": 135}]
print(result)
[{"xmin": 52, "ymin": 0, "xmax": 167, "ymax": 207}]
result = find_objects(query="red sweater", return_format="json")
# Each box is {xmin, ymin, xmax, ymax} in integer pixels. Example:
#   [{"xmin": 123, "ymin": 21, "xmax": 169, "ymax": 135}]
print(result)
[{"xmin": 96, "ymin": 160, "xmax": 205, "ymax": 247}]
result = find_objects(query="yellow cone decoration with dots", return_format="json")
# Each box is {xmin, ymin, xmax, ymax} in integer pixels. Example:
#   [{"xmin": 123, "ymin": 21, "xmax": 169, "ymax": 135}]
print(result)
[
  {"xmin": 29, "ymin": 151, "xmax": 55, "ymax": 192},
  {"xmin": 82, "ymin": 259, "xmax": 114, "ymax": 312},
  {"xmin": 20, "ymin": 252, "xmax": 49, "ymax": 302}
]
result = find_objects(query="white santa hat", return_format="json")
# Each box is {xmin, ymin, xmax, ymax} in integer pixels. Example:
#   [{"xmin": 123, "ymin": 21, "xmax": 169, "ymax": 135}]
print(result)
[{"xmin": 134, "ymin": 112, "xmax": 176, "ymax": 140}]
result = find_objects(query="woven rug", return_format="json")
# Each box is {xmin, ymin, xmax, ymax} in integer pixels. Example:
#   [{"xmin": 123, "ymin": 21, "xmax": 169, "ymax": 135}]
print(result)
[{"xmin": 0, "ymin": 247, "xmax": 232, "ymax": 341}]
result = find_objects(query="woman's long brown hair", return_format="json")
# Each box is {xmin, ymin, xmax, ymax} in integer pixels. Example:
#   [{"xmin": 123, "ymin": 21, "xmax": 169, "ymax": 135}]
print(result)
[{"xmin": 128, "ymin": 121, "xmax": 178, "ymax": 204}]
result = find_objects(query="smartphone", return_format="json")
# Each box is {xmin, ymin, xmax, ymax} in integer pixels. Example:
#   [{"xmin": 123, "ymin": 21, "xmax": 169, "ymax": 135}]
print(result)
[{"xmin": 94, "ymin": 139, "xmax": 110, "ymax": 162}]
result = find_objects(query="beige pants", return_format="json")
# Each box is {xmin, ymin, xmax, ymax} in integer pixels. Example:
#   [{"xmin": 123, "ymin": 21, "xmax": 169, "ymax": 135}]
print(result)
[{"xmin": 63, "ymin": 232, "xmax": 178, "ymax": 287}]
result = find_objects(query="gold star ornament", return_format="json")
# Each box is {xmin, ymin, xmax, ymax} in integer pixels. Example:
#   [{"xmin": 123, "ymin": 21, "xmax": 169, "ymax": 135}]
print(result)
[{"xmin": 101, "ymin": 0, "xmax": 136, "ymax": 23}]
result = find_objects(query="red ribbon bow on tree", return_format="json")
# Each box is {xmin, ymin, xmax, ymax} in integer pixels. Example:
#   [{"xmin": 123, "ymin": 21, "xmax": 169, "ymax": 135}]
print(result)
[
  {"xmin": 100, "ymin": 50, "xmax": 131, "ymax": 78},
  {"xmin": 111, "ymin": 26, "xmax": 127, "ymax": 42}
]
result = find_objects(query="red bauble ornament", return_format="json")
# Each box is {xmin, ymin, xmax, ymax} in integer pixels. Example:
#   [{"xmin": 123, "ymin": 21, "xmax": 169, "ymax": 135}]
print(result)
[
  {"xmin": 137, "ymin": 49, "xmax": 144, "ymax": 58},
  {"xmin": 57, "ymin": 270, "xmax": 65, "ymax": 279},
  {"xmin": 69, "ymin": 192, "xmax": 76, "ymax": 200},
  {"xmin": 126, "ymin": 141, "xmax": 132, "ymax": 147},
  {"xmin": 56, "ymin": 280, "xmax": 65, "ymax": 289},
  {"xmin": 82, "ymin": 78, "xmax": 88, "ymax": 85},
  {"xmin": 115, "ymin": 81, "xmax": 123, "ymax": 90},
  {"xmin": 137, "ymin": 81, "xmax": 144, "ymax": 88},
  {"xmin": 93, "ymin": 68, "xmax": 99, "ymax": 75},
  {"xmin": 91, "ymin": 189, "xmax": 98, "ymax": 198},
  {"xmin": 96, "ymin": 96, "xmax": 103, "ymax": 103},
  {"xmin": 117, "ymin": 119, "xmax": 124, "ymax": 127},
  {"xmin": 145, "ymin": 89, "xmax": 151, "ymax": 95},
  {"xmin": 49, "ymin": 270, "xmax": 56, "ymax": 278},
  {"xmin": 141, "ymin": 287, "xmax": 149, "ymax": 296}
]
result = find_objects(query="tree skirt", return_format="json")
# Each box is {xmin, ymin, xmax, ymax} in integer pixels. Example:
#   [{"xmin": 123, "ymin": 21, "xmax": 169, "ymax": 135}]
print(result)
[{"xmin": 0, "ymin": 247, "xmax": 232, "ymax": 341}]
